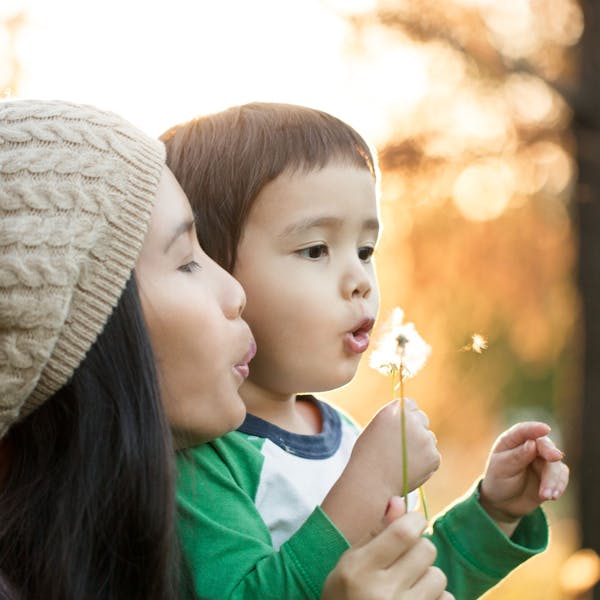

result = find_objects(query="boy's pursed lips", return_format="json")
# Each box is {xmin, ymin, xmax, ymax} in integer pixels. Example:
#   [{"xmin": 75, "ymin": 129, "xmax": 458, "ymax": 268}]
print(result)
[{"xmin": 343, "ymin": 317, "xmax": 375, "ymax": 354}]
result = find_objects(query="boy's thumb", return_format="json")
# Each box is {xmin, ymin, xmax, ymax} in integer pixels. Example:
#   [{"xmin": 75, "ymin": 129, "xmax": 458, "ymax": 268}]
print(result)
[{"xmin": 383, "ymin": 496, "xmax": 406, "ymax": 526}]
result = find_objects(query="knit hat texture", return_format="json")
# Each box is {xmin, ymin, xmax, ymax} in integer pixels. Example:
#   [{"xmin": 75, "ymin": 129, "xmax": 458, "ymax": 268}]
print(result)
[{"xmin": 0, "ymin": 99, "xmax": 165, "ymax": 438}]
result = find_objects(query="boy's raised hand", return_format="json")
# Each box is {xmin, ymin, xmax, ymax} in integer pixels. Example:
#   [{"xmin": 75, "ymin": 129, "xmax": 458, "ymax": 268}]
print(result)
[{"xmin": 479, "ymin": 421, "xmax": 569, "ymax": 537}]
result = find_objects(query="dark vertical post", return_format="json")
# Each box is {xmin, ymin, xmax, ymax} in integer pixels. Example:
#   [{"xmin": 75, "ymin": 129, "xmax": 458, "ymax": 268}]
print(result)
[{"xmin": 574, "ymin": 3, "xmax": 600, "ymax": 597}]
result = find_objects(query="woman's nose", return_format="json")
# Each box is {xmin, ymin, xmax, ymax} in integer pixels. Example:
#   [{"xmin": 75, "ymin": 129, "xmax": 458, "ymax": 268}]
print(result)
[{"xmin": 219, "ymin": 266, "xmax": 246, "ymax": 319}]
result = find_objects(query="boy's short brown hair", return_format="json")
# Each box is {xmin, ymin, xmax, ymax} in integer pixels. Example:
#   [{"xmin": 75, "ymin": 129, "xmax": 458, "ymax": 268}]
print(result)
[{"xmin": 161, "ymin": 102, "xmax": 376, "ymax": 272}]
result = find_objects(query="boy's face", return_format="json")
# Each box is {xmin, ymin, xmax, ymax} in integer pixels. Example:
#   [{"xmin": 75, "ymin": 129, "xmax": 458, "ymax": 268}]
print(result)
[{"xmin": 233, "ymin": 164, "xmax": 380, "ymax": 395}]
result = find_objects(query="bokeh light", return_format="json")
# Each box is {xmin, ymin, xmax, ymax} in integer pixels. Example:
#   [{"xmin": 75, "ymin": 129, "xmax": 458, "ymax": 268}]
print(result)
[{"xmin": 560, "ymin": 548, "xmax": 600, "ymax": 595}]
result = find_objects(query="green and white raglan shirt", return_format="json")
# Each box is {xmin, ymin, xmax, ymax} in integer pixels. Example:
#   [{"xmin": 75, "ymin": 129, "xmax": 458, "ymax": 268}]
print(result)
[{"xmin": 176, "ymin": 395, "xmax": 549, "ymax": 599}]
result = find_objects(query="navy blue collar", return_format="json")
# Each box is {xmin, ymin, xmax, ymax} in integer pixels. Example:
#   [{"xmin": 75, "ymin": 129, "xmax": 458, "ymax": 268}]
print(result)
[{"xmin": 237, "ymin": 395, "xmax": 342, "ymax": 459}]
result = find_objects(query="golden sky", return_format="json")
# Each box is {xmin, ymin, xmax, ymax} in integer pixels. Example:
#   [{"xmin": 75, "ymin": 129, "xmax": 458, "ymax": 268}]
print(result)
[{"xmin": 4, "ymin": 0, "xmax": 396, "ymax": 140}]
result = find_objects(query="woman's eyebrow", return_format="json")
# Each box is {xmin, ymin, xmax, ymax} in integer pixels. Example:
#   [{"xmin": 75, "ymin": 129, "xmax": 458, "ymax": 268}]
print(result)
[{"xmin": 164, "ymin": 219, "xmax": 195, "ymax": 254}]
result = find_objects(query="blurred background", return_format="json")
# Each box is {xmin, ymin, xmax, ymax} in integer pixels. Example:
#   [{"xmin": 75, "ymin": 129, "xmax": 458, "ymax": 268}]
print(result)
[{"xmin": 1, "ymin": 0, "xmax": 597, "ymax": 597}]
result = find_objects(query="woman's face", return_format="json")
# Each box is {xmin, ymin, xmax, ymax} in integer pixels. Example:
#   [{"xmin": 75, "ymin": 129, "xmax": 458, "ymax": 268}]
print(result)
[{"xmin": 136, "ymin": 167, "xmax": 255, "ymax": 447}]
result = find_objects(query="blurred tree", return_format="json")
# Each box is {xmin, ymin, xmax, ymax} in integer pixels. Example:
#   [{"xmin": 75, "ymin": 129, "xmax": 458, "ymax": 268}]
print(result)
[
  {"xmin": 324, "ymin": 0, "xmax": 584, "ymax": 597},
  {"xmin": 334, "ymin": 0, "xmax": 581, "ymax": 442},
  {"xmin": 574, "ymin": 1, "xmax": 600, "ymax": 597}
]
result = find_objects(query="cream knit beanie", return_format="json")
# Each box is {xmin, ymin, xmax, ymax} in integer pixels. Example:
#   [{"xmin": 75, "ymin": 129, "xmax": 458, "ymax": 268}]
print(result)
[{"xmin": 0, "ymin": 99, "xmax": 165, "ymax": 438}]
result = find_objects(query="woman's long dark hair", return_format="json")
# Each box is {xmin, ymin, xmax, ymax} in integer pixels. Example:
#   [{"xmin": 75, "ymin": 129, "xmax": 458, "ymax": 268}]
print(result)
[{"xmin": 0, "ymin": 277, "xmax": 178, "ymax": 599}]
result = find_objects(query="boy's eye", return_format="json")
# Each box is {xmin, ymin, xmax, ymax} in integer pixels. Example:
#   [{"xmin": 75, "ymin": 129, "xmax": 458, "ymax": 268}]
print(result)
[
  {"xmin": 358, "ymin": 246, "xmax": 374, "ymax": 262},
  {"xmin": 178, "ymin": 260, "xmax": 202, "ymax": 273},
  {"xmin": 297, "ymin": 244, "xmax": 329, "ymax": 260}
]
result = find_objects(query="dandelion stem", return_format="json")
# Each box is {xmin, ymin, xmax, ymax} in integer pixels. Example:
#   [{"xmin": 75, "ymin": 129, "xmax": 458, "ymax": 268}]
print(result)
[
  {"xmin": 419, "ymin": 485, "xmax": 429, "ymax": 521},
  {"xmin": 399, "ymin": 361, "xmax": 409, "ymax": 505},
  {"xmin": 399, "ymin": 359, "xmax": 428, "ymax": 519}
]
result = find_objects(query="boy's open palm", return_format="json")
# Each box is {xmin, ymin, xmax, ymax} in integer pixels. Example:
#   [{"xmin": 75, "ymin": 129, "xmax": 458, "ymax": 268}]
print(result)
[{"xmin": 479, "ymin": 422, "xmax": 569, "ymax": 534}]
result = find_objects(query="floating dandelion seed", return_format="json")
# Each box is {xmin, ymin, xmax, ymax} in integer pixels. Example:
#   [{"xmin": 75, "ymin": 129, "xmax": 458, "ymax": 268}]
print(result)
[
  {"xmin": 460, "ymin": 333, "xmax": 488, "ymax": 353},
  {"xmin": 370, "ymin": 308, "xmax": 431, "ymax": 518},
  {"xmin": 471, "ymin": 334, "xmax": 488, "ymax": 353}
]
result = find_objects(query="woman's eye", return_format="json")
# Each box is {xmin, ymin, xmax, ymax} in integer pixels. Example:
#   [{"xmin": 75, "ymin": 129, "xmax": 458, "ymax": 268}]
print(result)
[
  {"xmin": 178, "ymin": 260, "xmax": 202, "ymax": 273},
  {"xmin": 358, "ymin": 246, "xmax": 374, "ymax": 262},
  {"xmin": 297, "ymin": 245, "xmax": 328, "ymax": 260}
]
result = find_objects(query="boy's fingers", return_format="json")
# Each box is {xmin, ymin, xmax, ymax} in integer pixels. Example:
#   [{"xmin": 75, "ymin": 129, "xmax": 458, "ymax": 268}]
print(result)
[
  {"xmin": 403, "ymin": 397, "xmax": 418, "ymax": 410},
  {"xmin": 494, "ymin": 422, "xmax": 551, "ymax": 453},
  {"xmin": 494, "ymin": 439, "xmax": 537, "ymax": 477},
  {"xmin": 538, "ymin": 460, "xmax": 570, "ymax": 500},
  {"xmin": 536, "ymin": 436, "xmax": 564, "ymax": 462}
]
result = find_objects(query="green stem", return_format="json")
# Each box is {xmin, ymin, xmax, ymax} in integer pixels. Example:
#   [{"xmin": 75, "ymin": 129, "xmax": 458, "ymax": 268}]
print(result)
[
  {"xmin": 399, "ymin": 361, "xmax": 428, "ymax": 519},
  {"xmin": 419, "ymin": 485, "xmax": 429, "ymax": 521},
  {"xmin": 395, "ymin": 362, "xmax": 429, "ymax": 519},
  {"xmin": 399, "ymin": 362, "xmax": 409, "ymax": 505}
]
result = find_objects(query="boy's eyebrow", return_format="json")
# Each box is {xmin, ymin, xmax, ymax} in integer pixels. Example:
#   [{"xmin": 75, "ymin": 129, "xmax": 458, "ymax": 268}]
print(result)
[
  {"xmin": 278, "ymin": 216, "xmax": 380, "ymax": 238},
  {"xmin": 363, "ymin": 218, "xmax": 380, "ymax": 233},
  {"xmin": 164, "ymin": 219, "xmax": 195, "ymax": 254}
]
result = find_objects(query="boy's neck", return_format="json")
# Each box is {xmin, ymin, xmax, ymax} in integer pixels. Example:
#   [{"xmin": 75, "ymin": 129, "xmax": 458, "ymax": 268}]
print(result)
[{"xmin": 240, "ymin": 380, "xmax": 322, "ymax": 435}]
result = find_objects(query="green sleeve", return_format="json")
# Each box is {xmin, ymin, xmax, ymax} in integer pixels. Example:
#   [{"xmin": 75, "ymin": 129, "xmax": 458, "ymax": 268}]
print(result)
[
  {"xmin": 427, "ymin": 482, "xmax": 548, "ymax": 600},
  {"xmin": 176, "ymin": 436, "xmax": 350, "ymax": 599}
]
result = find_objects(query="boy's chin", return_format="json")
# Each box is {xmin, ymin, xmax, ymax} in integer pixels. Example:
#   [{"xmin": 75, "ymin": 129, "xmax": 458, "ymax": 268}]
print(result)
[{"xmin": 310, "ymin": 370, "xmax": 357, "ymax": 393}]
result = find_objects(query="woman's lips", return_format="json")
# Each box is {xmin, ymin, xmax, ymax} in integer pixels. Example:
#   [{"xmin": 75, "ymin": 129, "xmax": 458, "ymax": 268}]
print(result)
[
  {"xmin": 343, "ymin": 318, "xmax": 375, "ymax": 354},
  {"xmin": 234, "ymin": 341, "xmax": 256, "ymax": 379}
]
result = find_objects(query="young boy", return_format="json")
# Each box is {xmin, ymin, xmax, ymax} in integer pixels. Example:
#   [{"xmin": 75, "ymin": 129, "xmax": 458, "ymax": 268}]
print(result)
[{"xmin": 162, "ymin": 103, "xmax": 568, "ymax": 599}]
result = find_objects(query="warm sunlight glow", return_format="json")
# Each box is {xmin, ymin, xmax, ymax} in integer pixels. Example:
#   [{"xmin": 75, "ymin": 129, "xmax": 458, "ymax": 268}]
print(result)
[
  {"xmin": 504, "ymin": 74, "xmax": 564, "ymax": 128},
  {"xmin": 11, "ymin": 0, "xmax": 355, "ymax": 137},
  {"xmin": 323, "ymin": 0, "xmax": 377, "ymax": 15},
  {"xmin": 559, "ymin": 549, "xmax": 600, "ymax": 594},
  {"xmin": 452, "ymin": 158, "xmax": 515, "ymax": 221},
  {"xmin": 528, "ymin": 142, "xmax": 574, "ymax": 196},
  {"xmin": 341, "ymin": 26, "xmax": 431, "ymax": 145}
]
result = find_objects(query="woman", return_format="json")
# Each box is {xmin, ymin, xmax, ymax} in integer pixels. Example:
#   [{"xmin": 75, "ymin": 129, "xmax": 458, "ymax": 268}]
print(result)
[{"xmin": 0, "ymin": 99, "xmax": 450, "ymax": 599}]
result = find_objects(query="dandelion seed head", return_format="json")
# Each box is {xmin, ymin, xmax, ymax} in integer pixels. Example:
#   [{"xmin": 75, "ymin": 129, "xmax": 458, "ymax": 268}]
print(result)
[
  {"xmin": 369, "ymin": 308, "xmax": 431, "ymax": 379},
  {"xmin": 396, "ymin": 333, "xmax": 409, "ymax": 348}
]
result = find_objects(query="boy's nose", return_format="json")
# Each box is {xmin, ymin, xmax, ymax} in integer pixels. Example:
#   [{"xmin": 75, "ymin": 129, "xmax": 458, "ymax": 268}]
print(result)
[
  {"xmin": 342, "ymin": 264, "xmax": 372, "ymax": 300},
  {"xmin": 352, "ymin": 276, "xmax": 372, "ymax": 299}
]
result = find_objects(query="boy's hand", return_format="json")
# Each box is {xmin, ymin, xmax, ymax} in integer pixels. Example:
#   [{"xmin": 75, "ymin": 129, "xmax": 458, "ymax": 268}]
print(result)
[
  {"xmin": 479, "ymin": 421, "xmax": 569, "ymax": 537},
  {"xmin": 354, "ymin": 398, "xmax": 441, "ymax": 494},
  {"xmin": 321, "ymin": 399, "xmax": 439, "ymax": 545}
]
